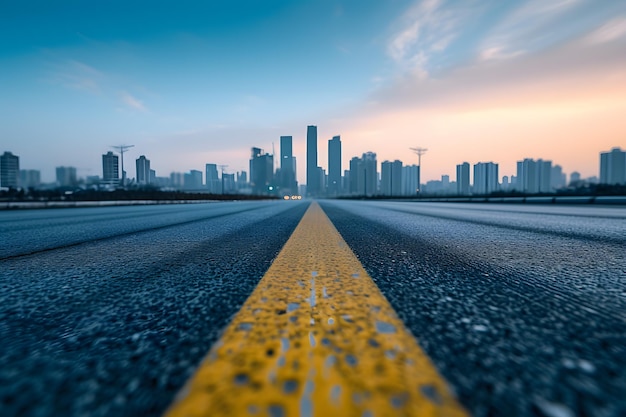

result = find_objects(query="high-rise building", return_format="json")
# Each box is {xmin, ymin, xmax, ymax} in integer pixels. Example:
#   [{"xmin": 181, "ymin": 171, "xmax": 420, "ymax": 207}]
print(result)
[
  {"xmin": 327, "ymin": 135, "xmax": 342, "ymax": 196},
  {"xmin": 441, "ymin": 175, "xmax": 450, "ymax": 193},
  {"xmin": 402, "ymin": 165, "xmax": 419, "ymax": 196},
  {"xmin": 170, "ymin": 172, "xmax": 184, "ymax": 189},
  {"xmin": 306, "ymin": 125, "xmax": 319, "ymax": 196},
  {"xmin": 516, "ymin": 158, "xmax": 552, "ymax": 193},
  {"xmin": 551, "ymin": 165, "xmax": 566, "ymax": 190},
  {"xmin": 102, "ymin": 151, "xmax": 119, "ymax": 186},
  {"xmin": 184, "ymin": 170, "xmax": 203, "ymax": 190},
  {"xmin": 473, "ymin": 162, "xmax": 499, "ymax": 195},
  {"xmin": 534, "ymin": 159, "xmax": 554, "ymax": 192},
  {"xmin": 20, "ymin": 170, "xmax": 40, "ymax": 188},
  {"xmin": 456, "ymin": 162, "xmax": 470, "ymax": 195},
  {"xmin": 501, "ymin": 176, "xmax": 510, "ymax": 190},
  {"xmin": 250, "ymin": 147, "xmax": 274, "ymax": 195},
  {"xmin": 205, "ymin": 164, "xmax": 220, "ymax": 193},
  {"xmin": 279, "ymin": 136, "xmax": 297, "ymax": 194},
  {"xmin": 356, "ymin": 152, "xmax": 378, "ymax": 196},
  {"xmin": 222, "ymin": 173, "xmax": 236, "ymax": 193},
  {"xmin": 600, "ymin": 147, "xmax": 626, "ymax": 185},
  {"xmin": 381, "ymin": 160, "xmax": 403, "ymax": 196},
  {"xmin": 236, "ymin": 171, "xmax": 248, "ymax": 189},
  {"xmin": 349, "ymin": 157, "xmax": 360, "ymax": 195},
  {"xmin": 343, "ymin": 169, "xmax": 351, "ymax": 194},
  {"xmin": 0, "ymin": 151, "xmax": 19, "ymax": 188},
  {"xmin": 56, "ymin": 166, "xmax": 77, "ymax": 187},
  {"xmin": 381, "ymin": 161, "xmax": 392, "ymax": 196},
  {"xmin": 135, "ymin": 156, "xmax": 150, "ymax": 185}
]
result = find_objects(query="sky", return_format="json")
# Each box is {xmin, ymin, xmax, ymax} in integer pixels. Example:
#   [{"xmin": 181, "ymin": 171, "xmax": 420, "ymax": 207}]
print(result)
[{"xmin": 1, "ymin": 0, "xmax": 625, "ymax": 184}]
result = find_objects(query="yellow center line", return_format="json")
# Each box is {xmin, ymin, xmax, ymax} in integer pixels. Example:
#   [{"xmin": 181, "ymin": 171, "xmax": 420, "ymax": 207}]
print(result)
[{"xmin": 165, "ymin": 202, "xmax": 468, "ymax": 417}]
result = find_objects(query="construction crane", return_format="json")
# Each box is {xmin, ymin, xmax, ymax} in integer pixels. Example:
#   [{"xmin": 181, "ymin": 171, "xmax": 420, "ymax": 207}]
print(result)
[
  {"xmin": 112, "ymin": 145, "xmax": 134, "ymax": 186},
  {"xmin": 218, "ymin": 164, "xmax": 229, "ymax": 194},
  {"xmin": 410, "ymin": 147, "xmax": 428, "ymax": 193}
]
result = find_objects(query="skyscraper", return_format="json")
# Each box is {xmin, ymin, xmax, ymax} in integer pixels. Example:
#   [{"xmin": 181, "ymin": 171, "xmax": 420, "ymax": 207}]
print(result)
[
  {"xmin": 184, "ymin": 170, "xmax": 203, "ymax": 190},
  {"xmin": 236, "ymin": 171, "xmax": 248, "ymax": 189},
  {"xmin": 135, "ymin": 156, "xmax": 150, "ymax": 185},
  {"xmin": 279, "ymin": 136, "xmax": 297, "ymax": 194},
  {"xmin": 401, "ymin": 165, "xmax": 419, "ymax": 196},
  {"xmin": 359, "ymin": 152, "xmax": 378, "ymax": 196},
  {"xmin": 102, "ymin": 151, "xmax": 119, "ymax": 186},
  {"xmin": 56, "ymin": 166, "xmax": 78, "ymax": 187},
  {"xmin": 328, "ymin": 135, "xmax": 341, "ymax": 196},
  {"xmin": 516, "ymin": 158, "xmax": 552, "ymax": 193},
  {"xmin": 306, "ymin": 125, "xmax": 318, "ymax": 196},
  {"xmin": 456, "ymin": 162, "xmax": 470, "ymax": 195},
  {"xmin": 250, "ymin": 147, "xmax": 274, "ymax": 195},
  {"xmin": 170, "ymin": 172, "xmax": 184, "ymax": 189},
  {"xmin": 20, "ymin": 170, "xmax": 40, "ymax": 188},
  {"xmin": 381, "ymin": 161, "xmax": 392, "ymax": 196},
  {"xmin": 473, "ymin": 162, "xmax": 499, "ymax": 195},
  {"xmin": 381, "ymin": 160, "xmax": 403, "ymax": 196},
  {"xmin": 349, "ymin": 156, "xmax": 360, "ymax": 195},
  {"xmin": 551, "ymin": 165, "xmax": 566, "ymax": 190},
  {"xmin": 205, "ymin": 163, "xmax": 220, "ymax": 193},
  {"xmin": 600, "ymin": 147, "xmax": 626, "ymax": 185},
  {"xmin": 1, "ymin": 151, "xmax": 20, "ymax": 188}
]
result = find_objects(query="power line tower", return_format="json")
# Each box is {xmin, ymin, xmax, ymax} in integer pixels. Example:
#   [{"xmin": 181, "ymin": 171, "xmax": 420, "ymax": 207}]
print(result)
[
  {"xmin": 410, "ymin": 147, "xmax": 428, "ymax": 193},
  {"xmin": 111, "ymin": 145, "xmax": 134, "ymax": 186},
  {"xmin": 218, "ymin": 164, "xmax": 228, "ymax": 194}
]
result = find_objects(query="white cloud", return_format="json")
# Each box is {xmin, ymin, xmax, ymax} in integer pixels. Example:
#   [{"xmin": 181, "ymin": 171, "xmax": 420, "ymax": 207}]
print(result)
[
  {"xmin": 119, "ymin": 91, "xmax": 147, "ymax": 112},
  {"xmin": 585, "ymin": 17, "xmax": 626, "ymax": 44},
  {"xmin": 387, "ymin": 0, "xmax": 479, "ymax": 76},
  {"xmin": 480, "ymin": 0, "xmax": 583, "ymax": 60},
  {"xmin": 52, "ymin": 59, "xmax": 103, "ymax": 94}
]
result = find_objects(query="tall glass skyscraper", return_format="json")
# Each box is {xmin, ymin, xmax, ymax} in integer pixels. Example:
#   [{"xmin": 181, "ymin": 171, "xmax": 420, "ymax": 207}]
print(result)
[
  {"xmin": 280, "ymin": 135, "xmax": 297, "ymax": 194},
  {"xmin": 306, "ymin": 125, "xmax": 318, "ymax": 196},
  {"xmin": 328, "ymin": 135, "xmax": 341, "ymax": 196}
]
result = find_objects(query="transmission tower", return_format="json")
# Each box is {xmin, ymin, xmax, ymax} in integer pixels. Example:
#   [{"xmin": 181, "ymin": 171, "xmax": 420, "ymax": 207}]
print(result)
[
  {"xmin": 410, "ymin": 147, "xmax": 428, "ymax": 193},
  {"xmin": 218, "ymin": 164, "xmax": 229, "ymax": 194},
  {"xmin": 112, "ymin": 144, "xmax": 135, "ymax": 186}
]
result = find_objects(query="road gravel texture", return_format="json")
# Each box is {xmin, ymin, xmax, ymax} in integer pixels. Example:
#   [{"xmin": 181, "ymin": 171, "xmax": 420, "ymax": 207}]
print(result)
[
  {"xmin": 0, "ymin": 201, "xmax": 308, "ymax": 417},
  {"xmin": 2, "ymin": 200, "xmax": 625, "ymax": 417},
  {"xmin": 321, "ymin": 201, "xmax": 626, "ymax": 417}
]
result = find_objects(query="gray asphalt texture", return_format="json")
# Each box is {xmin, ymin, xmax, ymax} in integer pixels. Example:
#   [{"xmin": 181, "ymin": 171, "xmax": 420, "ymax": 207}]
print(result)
[
  {"xmin": 0, "ymin": 201, "xmax": 308, "ymax": 417},
  {"xmin": 320, "ymin": 201, "xmax": 626, "ymax": 417},
  {"xmin": 2, "ymin": 200, "xmax": 625, "ymax": 417}
]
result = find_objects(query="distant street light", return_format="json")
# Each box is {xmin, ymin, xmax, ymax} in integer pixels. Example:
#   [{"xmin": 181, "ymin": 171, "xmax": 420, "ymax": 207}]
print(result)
[
  {"xmin": 410, "ymin": 147, "xmax": 428, "ymax": 192},
  {"xmin": 112, "ymin": 144, "xmax": 134, "ymax": 187}
]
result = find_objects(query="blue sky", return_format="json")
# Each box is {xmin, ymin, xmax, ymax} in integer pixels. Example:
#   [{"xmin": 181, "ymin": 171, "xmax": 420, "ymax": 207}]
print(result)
[{"xmin": 2, "ymin": 0, "xmax": 625, "ymax": 183}]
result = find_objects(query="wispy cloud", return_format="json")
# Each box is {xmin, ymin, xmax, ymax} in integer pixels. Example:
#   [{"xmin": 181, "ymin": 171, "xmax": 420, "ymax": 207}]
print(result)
[
  {"xmin": 479, "ymin": 0, "xmax": 583, "ymax": 60},
  {"xmin": 387, "ymin": 0, "xmax": 478, "ymax": 76},
  {"xmin": 585, "ymin": 17, "xmax": 626, "ymax": 45},
  {"xmin": 52, "ymin": 59, "xmax": 103, "ymax": 94},
  {"xmin": 47, "ymin": 58, "xmax": 151, "ymax": 113},
  {"xmin": 119, "ymin": 91, "xmax": 147, "ymax": 112}
]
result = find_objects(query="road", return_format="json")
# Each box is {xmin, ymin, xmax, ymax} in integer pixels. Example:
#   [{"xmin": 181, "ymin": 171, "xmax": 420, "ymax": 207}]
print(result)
[{"xmin": 1, "ymin": 200, "xmax": 625, "ymax": 416}]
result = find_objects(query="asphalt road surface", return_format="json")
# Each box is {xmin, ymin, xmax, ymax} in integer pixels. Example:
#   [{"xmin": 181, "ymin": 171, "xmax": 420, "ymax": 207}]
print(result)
[
  {"xmin": 1, "ymin": 200, "xmax": 625, "ymax": 417},
  {"xmin": 0, "ymin": 201, "xmax": 309, "ymax": 417},
  {"xmin": 320, "ymin": 201, "xmax": 626, "ymax": 417}
]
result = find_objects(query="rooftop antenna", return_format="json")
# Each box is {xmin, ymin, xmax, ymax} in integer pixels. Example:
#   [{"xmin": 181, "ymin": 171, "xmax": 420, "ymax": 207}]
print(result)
[
  {"xmin": 218, "ymin": 164, "xmax": 229, "ymax": 194},
  {"xmin": 410, "ymin": 147, "xmax": 428, "ymax": 192},
  {"xmin": 112, "ymin": 144, "xmax": 134, "ymax": 186}
]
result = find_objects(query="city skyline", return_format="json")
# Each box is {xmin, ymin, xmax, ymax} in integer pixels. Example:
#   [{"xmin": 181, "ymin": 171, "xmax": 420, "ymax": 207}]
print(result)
[
  {"xmin": 2, "ymin": 141, "xmax": 625, "ymax": 192},
  {"xmin": 2, "ymin": 1, "xmax": 626, "ymax": 183}
]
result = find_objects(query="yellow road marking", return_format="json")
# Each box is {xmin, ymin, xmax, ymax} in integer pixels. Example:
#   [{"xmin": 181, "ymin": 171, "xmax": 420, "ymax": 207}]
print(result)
[{"xmin": 165, "ymin": 202, "xmax": 468, "ymax": 417}]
